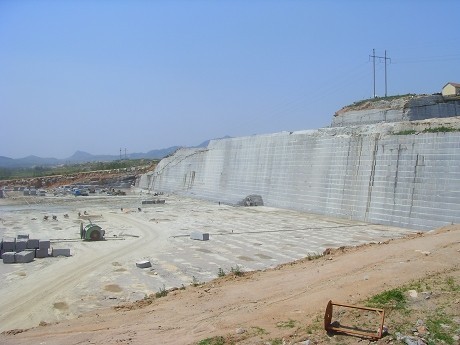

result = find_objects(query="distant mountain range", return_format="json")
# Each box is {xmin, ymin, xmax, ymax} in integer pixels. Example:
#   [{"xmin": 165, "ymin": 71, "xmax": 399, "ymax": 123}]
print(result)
[
  {"xmin": 0, "ymin": 137, "xmax": 230, "ymax": 169},
  {"xmin": 0, "ymin": 147, "xmax": 176, "ymax": 168}
]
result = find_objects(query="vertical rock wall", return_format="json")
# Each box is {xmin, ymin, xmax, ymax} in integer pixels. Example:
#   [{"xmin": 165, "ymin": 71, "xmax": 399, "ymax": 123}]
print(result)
[
  {"xmin": 141, "ymin": 127, "xmax": 460, "ymax": 230},
  {"xmin": 331, "ymin": 96, "xmax": 460, "ymax": 127}
]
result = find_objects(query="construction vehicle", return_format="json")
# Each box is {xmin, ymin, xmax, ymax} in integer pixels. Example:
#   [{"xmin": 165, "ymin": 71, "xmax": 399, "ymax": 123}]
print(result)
[{"xmin": 80, "ymin": 221, "xmax": 105, "ymax": 241}]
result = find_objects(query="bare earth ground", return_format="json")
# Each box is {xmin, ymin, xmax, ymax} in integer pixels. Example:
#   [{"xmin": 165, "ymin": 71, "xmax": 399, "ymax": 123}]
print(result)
[{"xmin": 0, "ymin": 192, "xmax": 459, "ymax": 345}]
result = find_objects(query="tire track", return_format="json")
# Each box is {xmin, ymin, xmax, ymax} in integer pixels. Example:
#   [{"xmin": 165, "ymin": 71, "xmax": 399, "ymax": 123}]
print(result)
[{"xmin": 0, "ymin": 213, "xmax": 161, "ymax": 332}]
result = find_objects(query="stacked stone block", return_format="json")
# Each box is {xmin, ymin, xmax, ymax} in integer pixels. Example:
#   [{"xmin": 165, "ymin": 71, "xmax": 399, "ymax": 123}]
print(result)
[
  {"xmin": 2, "ymin": 238, "xmax": 16, "ymax": 252},
  {"xmin": 15, "ymin": 239, "xmax": 28, "ymax": 252},
  {"xmin": 2, "ymin": 252, "xmax": 16, "ymax": 264},
  {"xmin": 27, "ymin": 239, "xmax": 39, "ymax": 249},
  {"xmin": 1, "ymin": 236, "xmax": 53, "ymax": 263},
  {"xmin": 37, "ymin": 240, "xmax": 50, "ymax": 258},
  {"xmin": 15, "ymin": 251, "xmax": 35, "ymax": 263}
]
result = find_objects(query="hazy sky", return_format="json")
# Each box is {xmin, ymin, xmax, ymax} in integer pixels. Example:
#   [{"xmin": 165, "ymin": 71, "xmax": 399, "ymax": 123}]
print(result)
[{"xmin": 1, "ymin": 0, "xmax": 459, "ymax": 159}]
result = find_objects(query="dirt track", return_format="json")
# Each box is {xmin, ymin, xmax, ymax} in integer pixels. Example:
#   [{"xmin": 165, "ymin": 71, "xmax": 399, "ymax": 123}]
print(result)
[
  {"xmin": 0, "ymin": 212, "xmax": 168, "ymax": 332},
  {"xmin": 2, "ymin": 218, "xmax": 459, "ymax": 344}
]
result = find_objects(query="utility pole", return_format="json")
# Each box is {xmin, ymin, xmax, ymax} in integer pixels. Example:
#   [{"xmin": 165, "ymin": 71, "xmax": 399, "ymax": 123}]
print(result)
[
  {"xmin": 125, "ymin": 148, "xmax": 127, "ymax": 160},
  {"xmin": 119, "ymin": 148, "xmax": 122, "ymax": 160},
  {"xmin": 371, "ymin": 48, "xmax": 376, "ymax": 98},
  {"xmin": 384, "ymin": 50, "xmax": 389, "ymax": 97},
  {"xmin": 369, "ymin": 49, "xmax": 391, "ymax": 97}
]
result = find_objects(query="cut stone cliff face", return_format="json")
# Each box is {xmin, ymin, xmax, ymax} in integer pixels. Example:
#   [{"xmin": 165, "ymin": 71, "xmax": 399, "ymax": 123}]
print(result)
[
  {"xmin": 332, "ymin": 94, "xmax": 460, "ymax": 127},
  {"xmin": 139, "ymin": 94, "xmax": 460, "ymax": 231}
]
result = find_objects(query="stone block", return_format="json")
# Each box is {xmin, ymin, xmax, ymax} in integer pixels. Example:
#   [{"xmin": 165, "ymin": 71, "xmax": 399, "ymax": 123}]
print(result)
[
  {"xmin": 15, "ymin": 250, "xmax": 34, "ymax": 263},
  {"xmin": 38, "ymin": 240, "xmax": 51, "ymax": 250},
  {"xmin": 17, "ymin": 234, "xmax": 29, "ymax": 240},
  {"xmin": 136, "ymin": 260, "xmax": 152, "ymax": 268},
  {"xmin": 51, "ymin": 248, "xmax": 71, "ymax": 257},
  {"xmin": 35, "ymin": 248, "xmax": 49, "ymax": 258},
  {"xmin": 15, "ymin": 240, "xmax": 28, "ymax": 252},
  {"xmin": 2, "ymin": 252, "xmax": 16, "ymax": 264},
  {"xmin": 2, "ymin": 238, "xmax": 16, "ymax": 251},
  {"xmin": 190, "ymin": 232, "xmax": 210, "ymax": 241},
  {"xmin": 27, "ymin": 239, "xmax": 40, "ymax": 249}
]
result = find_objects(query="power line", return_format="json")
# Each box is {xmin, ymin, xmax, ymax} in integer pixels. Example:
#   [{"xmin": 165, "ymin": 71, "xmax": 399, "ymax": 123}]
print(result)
[{"xmin": 392, "ymin": 54, "xmax": 460, "ymax": 64}]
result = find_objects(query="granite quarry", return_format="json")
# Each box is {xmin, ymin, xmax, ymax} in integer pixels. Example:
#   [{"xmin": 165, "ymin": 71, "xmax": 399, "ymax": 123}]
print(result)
[
  {"xmin": 139, "ymin": 94, "xmax": 460, "ymax": 231},
  {"xmin": 0, "ymin": 93, "xmax": 459, "ymax": 341}
]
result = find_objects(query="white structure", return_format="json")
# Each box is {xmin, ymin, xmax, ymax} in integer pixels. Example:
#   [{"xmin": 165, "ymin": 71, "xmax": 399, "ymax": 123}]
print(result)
[{"xmin": 442, "ymin": 82, "xmax": 460, "ymax": 97}]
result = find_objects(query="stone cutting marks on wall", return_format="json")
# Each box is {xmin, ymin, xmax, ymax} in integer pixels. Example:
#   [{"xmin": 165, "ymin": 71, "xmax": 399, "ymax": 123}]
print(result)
[{"xmin": 141, "ymin": 124, "xmax": 460, "ymax": 231}]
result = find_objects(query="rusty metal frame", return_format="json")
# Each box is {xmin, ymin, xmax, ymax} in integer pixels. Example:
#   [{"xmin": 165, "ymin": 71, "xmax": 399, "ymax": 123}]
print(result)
[{"xmin": 324, "ymin": 300, "xmax": 385, "ymax": 339}]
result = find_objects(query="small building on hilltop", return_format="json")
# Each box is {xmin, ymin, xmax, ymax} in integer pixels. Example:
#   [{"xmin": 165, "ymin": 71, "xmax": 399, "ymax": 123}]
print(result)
[{"xmin": 442, "ymin": 82, "xmax": 460, "ymax": 97}]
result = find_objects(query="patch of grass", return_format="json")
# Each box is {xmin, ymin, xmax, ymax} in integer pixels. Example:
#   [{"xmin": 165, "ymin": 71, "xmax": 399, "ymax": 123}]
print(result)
[
  {"xmin": 422, "ymin": 126, "xmax": 457, "ymax": 133},
  {"xmin": 250, "ymin": 326, "xmax": 268, "ymax": 335},
  {"xmin": 426, "ymin": 313, "xmax": 455, "ymax": 345},
  {"xmin": 305, "ymin": 315, "xmax": 323, "ymax": 335},
  {"xmin": 406, "ymin": 279, "xmax": 429, "ymax": 292},
  {"xmin": 197, "ymin": 336, "xmax": 226, "ymax": 345},
  {"xmin": 444, "ymin": 276, "xmax": 460, "ymax": 292},
  {"xmin": 217, "ymin": 267, "xmax": 226, "ymax": 277},
  {"xmin": 268, "ymin": 338, "xmax": 283, "ymax": 345},
  {"xmin": 393, "ymin": 129, "xmax": 417, "ymax": 135},
  {"xmin": 155, "ymin": 284, "xmax": 168, "ymax": 298},
  {"xmin": 276, "ymin": 319, "xmax": 297, "ymax": 328},
  {"xmin": 366, "ymin": 288, "xmax": 406, "ymax": 310},
  {"xmin": 230, "ymin": 265, "xmax": 243, "ymax": 277}
]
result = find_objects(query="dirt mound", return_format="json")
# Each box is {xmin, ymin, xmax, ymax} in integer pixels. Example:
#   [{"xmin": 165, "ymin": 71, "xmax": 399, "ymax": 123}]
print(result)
[
  {"xmin": 2, "ymin": 225, "xmax": 459, "ymax": 345},
  {"xmin": 335, "ymin": 94, "xmax": 417, "ymax": 116}
]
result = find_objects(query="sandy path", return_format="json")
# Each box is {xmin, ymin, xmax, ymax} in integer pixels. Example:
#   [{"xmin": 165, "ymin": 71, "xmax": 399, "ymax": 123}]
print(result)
[
  {"xmin": 3, "ymin": 226, "xmax": 459, "ymax": 345},
  {"xmin": 0, "ymin": 212, "xmax": 166, "ymax": 332}
]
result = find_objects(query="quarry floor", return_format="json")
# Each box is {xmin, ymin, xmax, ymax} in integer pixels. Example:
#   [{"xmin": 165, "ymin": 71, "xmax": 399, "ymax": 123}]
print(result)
[{"xmin": 1, "ymin": 191, "xmax": 459, "ymax": 344}]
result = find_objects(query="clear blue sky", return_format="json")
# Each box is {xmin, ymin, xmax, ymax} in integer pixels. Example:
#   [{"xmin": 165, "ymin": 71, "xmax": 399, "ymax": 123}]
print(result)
[{"xmin": 1, "ymin": 0, "xmax": 459, "ymax": 159}]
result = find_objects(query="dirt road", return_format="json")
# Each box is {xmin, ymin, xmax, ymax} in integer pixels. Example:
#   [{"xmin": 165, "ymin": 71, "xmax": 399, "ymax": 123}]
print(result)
[
  {"xmin": 2, "ymin": 224, "xmax": 459, "ymax": 345},
  {"xmin": 0, "ymin": 211, "xmax": 169, "ymax": 332}
]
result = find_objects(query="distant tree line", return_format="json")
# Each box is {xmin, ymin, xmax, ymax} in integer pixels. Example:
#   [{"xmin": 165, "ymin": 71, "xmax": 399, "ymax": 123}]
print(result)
[{"xmin": 0, "ymin": 159, "xmax": 158, "ymax": 181}]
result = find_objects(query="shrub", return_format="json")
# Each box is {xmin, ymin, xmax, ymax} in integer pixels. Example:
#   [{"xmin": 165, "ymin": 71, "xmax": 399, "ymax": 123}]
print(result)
[
  {"xmin": 230, "ymin": 265, "xmax": 243, "ymax": 277},
  {"xmin": 217, "ymin": 267, "xmax": 226, "ymax": 277},
  {"xmin": 155, "ymin": 284, "xmax": 168, "ymax": 298}
]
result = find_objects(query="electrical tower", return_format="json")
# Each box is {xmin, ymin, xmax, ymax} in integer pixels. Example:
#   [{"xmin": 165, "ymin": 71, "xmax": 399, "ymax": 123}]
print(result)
[{"xmin": 369, "ymin": 49, "xmax": 391, "ymax": 97}]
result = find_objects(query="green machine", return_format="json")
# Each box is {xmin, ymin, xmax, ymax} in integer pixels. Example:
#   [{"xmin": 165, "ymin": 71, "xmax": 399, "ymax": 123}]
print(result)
[{"xmin": 80, "ymin": 222, "xmax": 105, "ymax": 241}]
